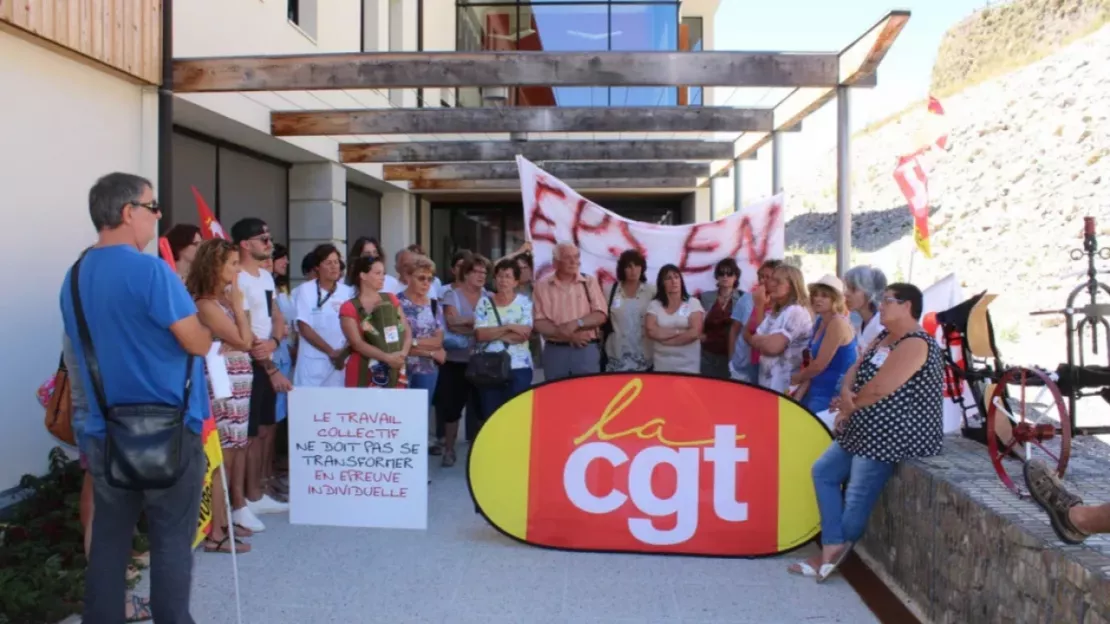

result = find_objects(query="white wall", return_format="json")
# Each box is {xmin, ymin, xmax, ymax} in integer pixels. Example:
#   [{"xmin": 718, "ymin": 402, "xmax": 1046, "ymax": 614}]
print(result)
[
  {"xmin": 0, "ymin": 32, "xmax": 157, "ymax": 488},
  {"xmin": 175, "ymin": 0, "xmax": 360, "ymax": 57}
]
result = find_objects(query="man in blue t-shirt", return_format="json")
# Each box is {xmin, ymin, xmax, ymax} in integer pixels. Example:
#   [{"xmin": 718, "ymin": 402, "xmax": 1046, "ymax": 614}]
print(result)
[{"xmin": 60, "ymin": 172, "xmax": 213, "ymax": 623}]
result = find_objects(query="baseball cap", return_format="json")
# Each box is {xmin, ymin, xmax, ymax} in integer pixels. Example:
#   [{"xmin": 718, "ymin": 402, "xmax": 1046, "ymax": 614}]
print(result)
[{"xmin": 231, "ymin": 217, "xmax": 269, "ymax": 244}]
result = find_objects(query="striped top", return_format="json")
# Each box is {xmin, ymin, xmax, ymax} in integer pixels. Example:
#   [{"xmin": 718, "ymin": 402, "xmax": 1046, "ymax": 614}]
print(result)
[{"xmin": 532, "ymin": 273, "xmax": 607, "ymax": 341}]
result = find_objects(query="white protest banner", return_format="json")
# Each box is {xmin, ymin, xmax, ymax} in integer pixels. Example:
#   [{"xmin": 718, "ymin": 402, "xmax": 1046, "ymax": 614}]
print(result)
[
  {"xmin": 517, "ymin": 156, "xmax": 785, "ymax": 294},
  {"xmin": 289, "ymin": 387, "xmax": 428, "ymax": 530}
]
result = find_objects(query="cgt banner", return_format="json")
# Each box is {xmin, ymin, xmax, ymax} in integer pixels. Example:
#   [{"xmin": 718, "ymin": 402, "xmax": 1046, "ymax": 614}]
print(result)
[
  {"xmin": 468, "ymin": 373, "xmax": 832, "ymax": 557},
  {"xmin": 517, "ymin": 156, "xmax": 784, "ymax": 294}
]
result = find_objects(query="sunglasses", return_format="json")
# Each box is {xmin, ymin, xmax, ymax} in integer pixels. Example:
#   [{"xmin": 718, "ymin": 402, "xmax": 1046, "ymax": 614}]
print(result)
[
  {"xmin": 412, "ymin": 275, "xmax": 433, "ymax": 283},
  {"xmin": 251, "ymin": 234, "xmax": 273, "ymax": 244},
  {"xmin": 130, "ymin": 200, "xmax": 161, "ymax": 215},
  {"xmin": 716, "ymin": 270, "xmax": 736, "ymax": 278}
]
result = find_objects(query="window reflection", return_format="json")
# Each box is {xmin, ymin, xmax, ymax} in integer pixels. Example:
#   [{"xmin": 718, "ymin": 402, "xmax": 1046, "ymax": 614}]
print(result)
[
  {"xmin": 455, "ymin": 1, "xmax": 682, "ymax": 108},
  {"xmin": 611, "ymin": 3, "xmax": 678, "ymax": 107}
]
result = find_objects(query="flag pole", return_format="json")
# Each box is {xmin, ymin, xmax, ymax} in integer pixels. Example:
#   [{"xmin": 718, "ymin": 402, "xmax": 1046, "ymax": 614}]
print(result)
[{"xmin": 219, "ymin": 462, "xmax": 244, "ymax": 624}]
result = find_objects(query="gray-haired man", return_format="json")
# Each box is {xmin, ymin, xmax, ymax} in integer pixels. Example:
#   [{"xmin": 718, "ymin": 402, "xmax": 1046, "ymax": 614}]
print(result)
[{"xmin": 61, "ymin": 172, "xmax": 213, "ymax": 623}]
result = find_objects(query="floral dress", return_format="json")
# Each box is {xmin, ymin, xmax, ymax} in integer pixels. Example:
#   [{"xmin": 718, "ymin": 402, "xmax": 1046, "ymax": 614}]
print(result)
[
  {"xmin": 207, "ymin": 301, "xmax": 252, "ymax": 449},
  {"xmin": 755, "ymin": 303, "xmax": 814, "ymax": 393},
  {"xmin": 604, "ymin": 283, "xmax": 656, "ymax": 372},
  {"xmin": 397, "ymin": 292, "xmax": 445, "ymax": 375}
]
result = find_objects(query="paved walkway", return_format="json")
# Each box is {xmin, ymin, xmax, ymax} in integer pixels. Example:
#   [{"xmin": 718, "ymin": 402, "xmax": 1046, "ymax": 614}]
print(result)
[{"xmin": 170, "ymin": 445, "xmax": 877, "ymax": 624}]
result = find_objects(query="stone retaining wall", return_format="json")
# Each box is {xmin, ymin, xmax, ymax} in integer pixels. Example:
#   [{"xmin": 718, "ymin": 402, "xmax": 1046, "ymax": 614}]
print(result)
[{"xmin": 858, "ymin": 436, "xmax": 1110, "ymax": 624}]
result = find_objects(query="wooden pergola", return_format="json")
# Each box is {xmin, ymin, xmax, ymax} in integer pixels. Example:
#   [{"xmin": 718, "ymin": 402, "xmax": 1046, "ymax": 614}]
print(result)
[{"xmin": 172, "ymin": 10, "xmax": 909, "ymax": 275}]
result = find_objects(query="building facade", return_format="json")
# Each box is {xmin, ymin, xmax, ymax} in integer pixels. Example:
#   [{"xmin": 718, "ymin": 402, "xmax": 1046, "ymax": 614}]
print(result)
[{"xmin": 0, "ymin": 0, "xmax": 720, "ymax": 488}]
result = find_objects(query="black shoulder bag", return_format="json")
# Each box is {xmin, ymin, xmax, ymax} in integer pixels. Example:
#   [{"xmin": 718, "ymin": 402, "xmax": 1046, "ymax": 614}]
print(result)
[
  {"xmin": 71, "ymin": 255, "xmax": 194, "ymax": 491},
  {"xmin": 599, "ymin": 283, "xmax": 618, "ymax": 371},
  {"xmin": 465, "ymin": 297, "xmax": 512, "ymax": 387}
]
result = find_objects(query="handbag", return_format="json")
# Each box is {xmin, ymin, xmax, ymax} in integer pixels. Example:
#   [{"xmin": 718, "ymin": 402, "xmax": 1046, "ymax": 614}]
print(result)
[
  {"xmin": 465, "ymin": 297, "xmax": 512, "ymax": 387},
  {"xmin": 70, "ymin": 254, "xmax": 194, "ymax": 491},
  {"xmin": 42, "ymin": 353, "xmax": 75, "ymax": 445}
]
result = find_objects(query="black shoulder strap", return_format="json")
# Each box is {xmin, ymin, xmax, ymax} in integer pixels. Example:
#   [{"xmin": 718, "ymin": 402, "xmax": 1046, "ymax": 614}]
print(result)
[
  {"xmin": 70, "ymin": 253, "xmax": 193, "ymax": 417},
  {"xmin": 581, "ymin": 274, "xmax": 595, "ymax": 309},
  {"xmin": 431, "ymin": 299, "xmax": 438, "ymax": 318},
  {"xmin": 607, "ymin": 281, "xmax": 618, "ymax": 312}
]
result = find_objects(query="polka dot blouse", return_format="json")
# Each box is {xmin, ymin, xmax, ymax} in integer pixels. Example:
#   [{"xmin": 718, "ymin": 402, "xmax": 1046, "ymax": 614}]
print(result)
[{"xmin": 837, "ymin": 329, "xmax": 945, "ymax": 463}]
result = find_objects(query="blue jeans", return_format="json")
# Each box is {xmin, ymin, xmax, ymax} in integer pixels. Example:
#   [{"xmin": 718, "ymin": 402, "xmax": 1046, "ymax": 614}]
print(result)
[
  {"xmin": 478, "ymin": 368, "xmax": 534, "ymax": 420},
  {"xmin": 802, "ymin": 390, "xmax": 835, "ymax": 414},
  {"xmin": 811, "ymin": 441, "xmax": 895, "ymax": 545},
  {"xmin": 273, "ymin": 340, "xmax": 293, "ymax": 422},
  {"xmin": 409, "ymin": 371, "xmax": 439, "ymax": 409},
  {"xmin": 84, "ymin": 431, "xmax": 205, "ymax": 623}
]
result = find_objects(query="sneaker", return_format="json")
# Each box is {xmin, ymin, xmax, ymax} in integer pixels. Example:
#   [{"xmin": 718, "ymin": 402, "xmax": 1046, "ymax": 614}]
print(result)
[
  {"xmin": 1023, "ymin": 459, "xmax": 1089, "ymax": 544},
  {"xmin": 232, "ymin": 506, "xmax": 266, "ymax": 533},
  {"xmin": 247, "ymin": 493, "xmax": 289, "ymax": 516}
]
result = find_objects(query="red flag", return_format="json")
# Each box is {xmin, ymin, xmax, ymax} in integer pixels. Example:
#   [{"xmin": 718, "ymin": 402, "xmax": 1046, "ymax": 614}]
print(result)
[
  {"xmin": 191, "ymin": 186, "xmax": 228, "ymax": 240},
  {"xmin": 927, "ymin": 96, "xmax": 948, "ymax": 150},
  {"xmin": 892, "ymin": 154, "xmax": 932, "ymax": 258},
  {"xmin": 158, "ymin": 237, "xmax": 177, "ymax": 272}
]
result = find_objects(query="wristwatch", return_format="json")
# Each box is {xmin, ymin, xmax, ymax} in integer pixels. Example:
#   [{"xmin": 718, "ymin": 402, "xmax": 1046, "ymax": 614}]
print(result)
[{"xmin": 576, "ymin": 319, "xmax": 585, "ymax": 329}]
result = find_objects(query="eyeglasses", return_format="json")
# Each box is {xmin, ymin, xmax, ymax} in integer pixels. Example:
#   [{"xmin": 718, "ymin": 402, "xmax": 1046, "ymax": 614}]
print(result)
[
  {"xmin": 130, "ymin": 201, "xmax": 161, "ymax": 215},
  {"xmin": 412, "ymin": 275, "xmax": 433, "ymax": 283},
  {"xmin": 881, "ymin": 296, "xmax": 905, "ymax": 305},
  {"xmin": 251, "ymin": 235, "xmax": 273, "ymax": 244}
]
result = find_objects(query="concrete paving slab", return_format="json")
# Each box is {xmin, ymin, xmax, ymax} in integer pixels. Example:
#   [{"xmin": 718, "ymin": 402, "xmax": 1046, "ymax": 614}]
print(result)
[{"xmin": 154, "ymin": 444, "xmax": 880, "ymax": 624}]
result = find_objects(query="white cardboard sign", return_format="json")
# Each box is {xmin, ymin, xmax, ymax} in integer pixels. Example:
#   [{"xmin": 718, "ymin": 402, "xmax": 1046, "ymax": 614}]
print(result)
[{"xmin": 288, "ymin": 387, "xmax": 428, "ymax": 530}]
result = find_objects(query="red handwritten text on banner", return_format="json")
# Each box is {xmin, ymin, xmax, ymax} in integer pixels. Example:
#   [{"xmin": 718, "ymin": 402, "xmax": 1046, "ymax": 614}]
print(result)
[{"xmin": 518, "ymin": 157, "xmax": 785, "ymax": 294}]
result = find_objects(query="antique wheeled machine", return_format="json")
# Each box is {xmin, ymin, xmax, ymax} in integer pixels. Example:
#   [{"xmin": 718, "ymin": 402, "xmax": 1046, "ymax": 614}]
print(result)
[{"xmin": 935, "ymin": 216, "xmax": 1110, "ymax": 497}]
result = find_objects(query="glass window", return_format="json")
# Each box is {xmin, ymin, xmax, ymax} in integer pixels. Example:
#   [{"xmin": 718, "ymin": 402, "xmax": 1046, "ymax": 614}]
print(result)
[
  {"xmin": 521, "ymin": 2, "xmax": 609, "ymax": 107},
  {"xmin": 455, "ymin": 1, "xmax": 681, "ymax": 108},
  {"xmin": 611, "ymin": 3, "xmax": 678, "ymax": 106},
  {"xmin": 457, "ymin": 2, "xmax": 522, "ymax": 107}
]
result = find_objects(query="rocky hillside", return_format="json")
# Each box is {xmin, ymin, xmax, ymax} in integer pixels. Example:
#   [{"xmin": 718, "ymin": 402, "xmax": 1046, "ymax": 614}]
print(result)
[
  {"xmin": 931, "ymin": 0, "xmax": 1110, "ymax": 95},
  {"xmin": 787, "ymin": 21, "xmax": 1110, "ymax": 366}
]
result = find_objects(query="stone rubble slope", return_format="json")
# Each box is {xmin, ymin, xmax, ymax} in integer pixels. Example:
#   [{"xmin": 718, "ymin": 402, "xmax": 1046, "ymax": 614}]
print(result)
[{"xmin": 789, "ymin": 24, "xmax": 1110, "ymax": 368}]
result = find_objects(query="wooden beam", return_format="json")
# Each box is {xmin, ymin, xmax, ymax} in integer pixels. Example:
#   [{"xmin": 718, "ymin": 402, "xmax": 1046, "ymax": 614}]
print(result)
[
  {"xmin": 174, "ymin": 51, "xmax": 842, "ymax": 92},
  {"xmin": 408, "ymin": 178, "xmax": 700, "ymax": 191},
  {"xmin": 340, "ymin": 140, "xmax": 735, "ymax": 163},
  {"xmin": 839, "ymin": 10, "xmax": 911, "ymax": 85},
  {"xmin": 272, "ymin": 107, "xmax": 773, "ymax": 136},
  {"xmin": 384, "ymin": 162, "xmax": 709, "ymax": 182}
]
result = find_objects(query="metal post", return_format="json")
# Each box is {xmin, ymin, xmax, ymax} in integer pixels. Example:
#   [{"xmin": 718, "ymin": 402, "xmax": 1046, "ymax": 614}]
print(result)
[
  {"xmin": 733, "ymin": 157, "xmax": 743, "ymax": 210},
  {"xmin": 836, "ymin": 86, "xmax": 852, "ymax": 276},
  {"xmin": 709, "ymin": 174, "xmax": 717, "ymax": 221},
  {"xmin": 771, "ymin": 131, "xmax": 784, "ymax": 196}
]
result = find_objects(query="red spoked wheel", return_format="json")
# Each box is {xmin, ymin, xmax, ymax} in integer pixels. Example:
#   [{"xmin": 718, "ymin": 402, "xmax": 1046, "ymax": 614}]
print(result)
[{"xmin": 986, "ymin": 366, "xmax": 1071, "ymax": 497}]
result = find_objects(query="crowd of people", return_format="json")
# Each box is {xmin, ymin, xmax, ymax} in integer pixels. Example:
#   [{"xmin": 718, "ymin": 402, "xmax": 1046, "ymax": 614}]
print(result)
[{"xmin": 55, "ymin": 172, "xmax": 1109, "ymax": 621}]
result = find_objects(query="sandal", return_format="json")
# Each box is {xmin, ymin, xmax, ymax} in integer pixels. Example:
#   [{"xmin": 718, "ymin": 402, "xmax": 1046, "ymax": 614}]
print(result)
[
  {"xmin": 1024, "ymin": 459, "xmax": 1089, "ymax": 544},
  {"xmin": 225, "ymin": 524, "xmax": 255, "ymax": 538},
  {"xmin": 125, "ymin": 594, "xmax": 153, "ymax": 623},
  {"xmin": 442, "ymin": 450, "xmax": 456, "ymax": 468},
  {"xmin": 787, "ymin": 557, "xmax": 822, "ymax": 577},
  {"xmin": 204, "ymin": 536, "xmax": 251, "ymax": 554},
  {"xmin": 817, "ymin": 542, "xmax": 854, "ymax": 583}
]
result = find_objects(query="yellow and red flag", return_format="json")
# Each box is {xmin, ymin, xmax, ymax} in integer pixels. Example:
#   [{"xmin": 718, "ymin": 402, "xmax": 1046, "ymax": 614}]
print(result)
[{"xmin": 194, "ymin": 411, "xmax": 225, "ymax": 548}]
